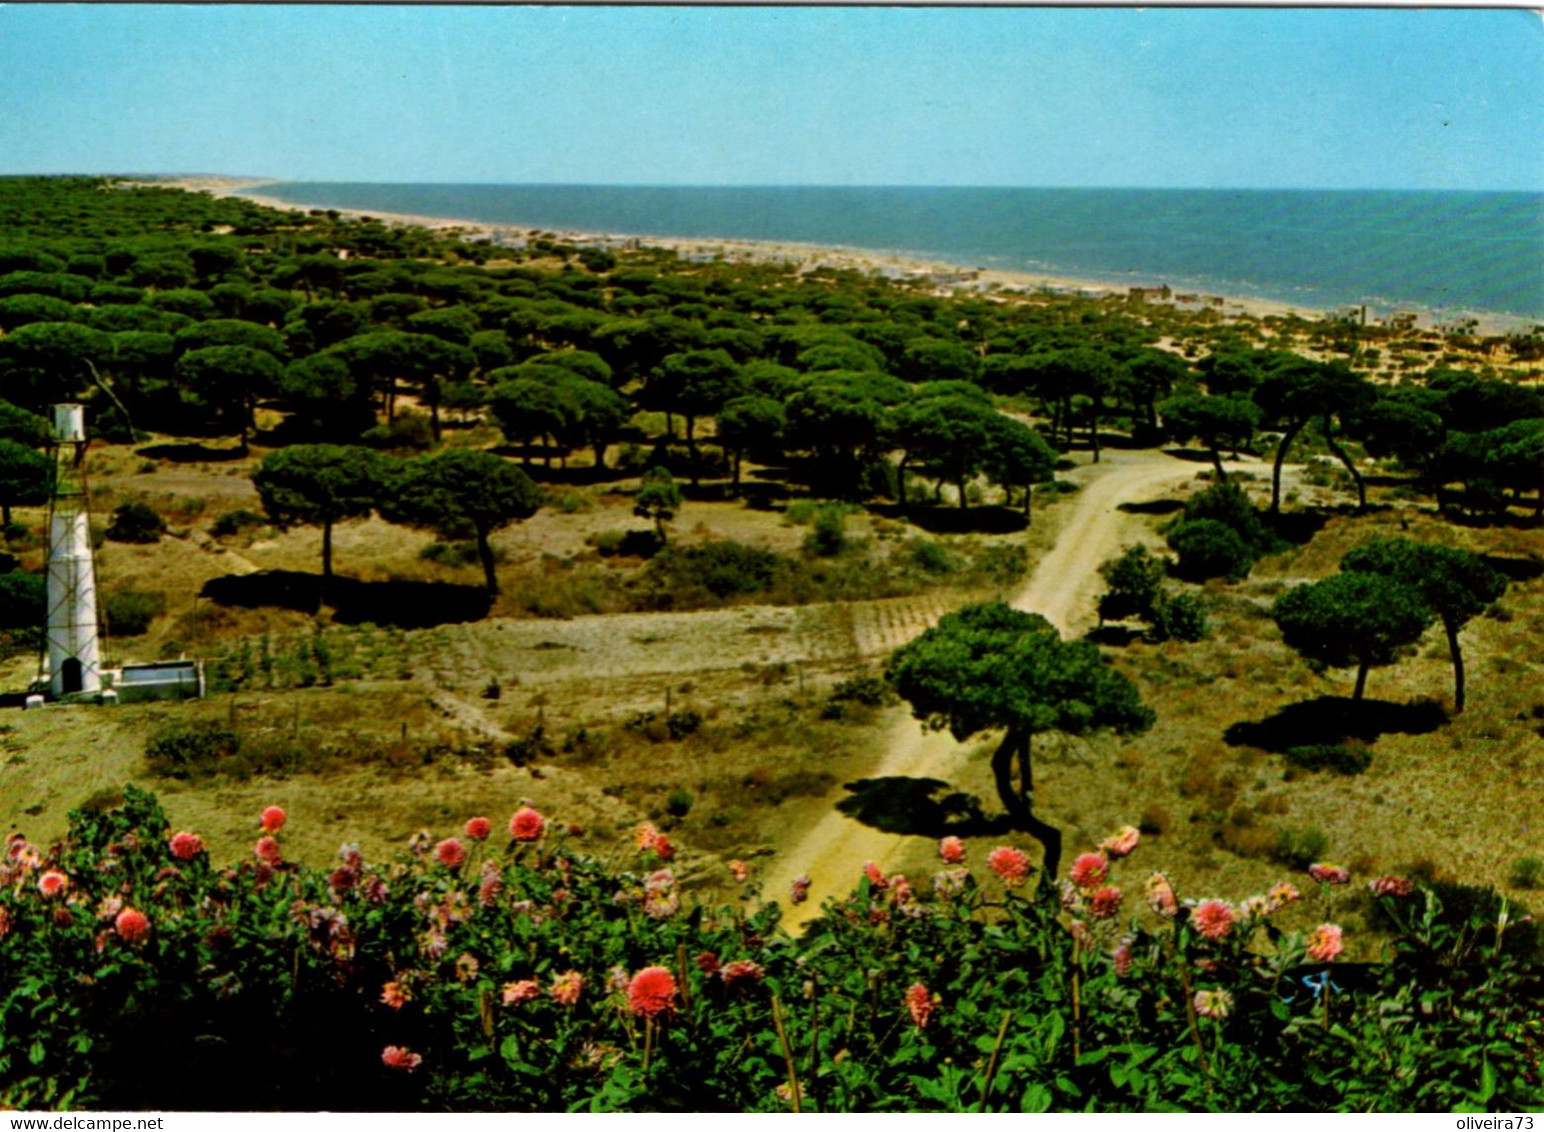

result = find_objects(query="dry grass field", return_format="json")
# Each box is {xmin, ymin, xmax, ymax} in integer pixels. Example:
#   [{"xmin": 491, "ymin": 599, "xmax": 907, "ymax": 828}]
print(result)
[{"xmin": 2, "ymin": 430, "xmax": 1540, "ymax": 944}]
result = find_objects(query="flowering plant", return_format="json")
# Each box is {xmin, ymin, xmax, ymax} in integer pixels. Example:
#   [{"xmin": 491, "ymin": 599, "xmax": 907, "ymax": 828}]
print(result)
[{"xmin": 0, "ymin": 788, "xmax": 1537, "ymax": 1112}]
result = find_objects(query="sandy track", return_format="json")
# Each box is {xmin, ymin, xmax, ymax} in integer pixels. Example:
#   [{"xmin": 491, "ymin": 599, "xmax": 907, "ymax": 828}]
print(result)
[{"xmin": 763, "ymin": 449, "xmax": 1212, "ymax": 924}]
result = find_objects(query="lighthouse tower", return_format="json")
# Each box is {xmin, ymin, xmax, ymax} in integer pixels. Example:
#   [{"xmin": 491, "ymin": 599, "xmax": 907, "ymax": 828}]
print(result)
[{"xmin": 44, "ymin": 404, "xmax": 102, "ymax": 698}]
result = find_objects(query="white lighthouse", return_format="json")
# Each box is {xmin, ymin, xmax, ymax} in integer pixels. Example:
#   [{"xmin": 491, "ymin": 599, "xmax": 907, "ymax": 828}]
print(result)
[{"xmin": 44, "ymin": 403, "xmax": 102, "ymax": 698}]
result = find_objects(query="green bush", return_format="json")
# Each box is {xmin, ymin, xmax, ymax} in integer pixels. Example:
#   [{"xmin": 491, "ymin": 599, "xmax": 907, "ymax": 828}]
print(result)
[
  {"xmin": 1181, "ymin": 479, "xmax": 1272, "ymax": 554},
  {"xmin": 828, "ymin": 675, "xmax": 892, "ymax": 707},
  {"xmin": 1510, "ymin": 856, "xmax": 1544, "ymax": 890},
  {"xmin": 0, "ymin": 570, "xmax": 44, "ymax": 630},
  {"xmin": 104, "ymin": 590, "xmax": 167, "ymax": 637},
  {"xmin": 665, "ymin": 787, "xmax": 694, "ymax": 818},
  {"xmin": 644, "ymin": 540, "xmax": 785, "ymax": 601},
  {"xmin": 1148, "ymin": 592, "xmax": 1210, "ymax": 643},
  {"xmin": 665, "ymin": 709, "xmax": 703, "ymax": 741},
  {"xmin": 1167, "ymin": 519, "xmax": 1253, "ymax": 582},
  {"xmin": 420, "ymin": 540, "xmax": 505, "ymax": 568},
  {"xmin": 908, "ymin": 538, "xmax": 956, "ymax": 576},
  {"xmin": 143, "ymin": 722, "xmax": 242, "ymax": 779},
  {"xmin": 105, "ymin": 501, "xmax": 165, "ymax": 544},
  {"xmin": 1284, "ymin": 743, "xmax": 1372, "ymax": 776},
  {"xmin": 362, "ymin": 410, "xmax": 434, "ymax": 451},
  {"xmin": 3, "ymin": 788, "xmax": 1539, "ymax": 1112},
  {"xmin": 210, "ymin": 508, "xmax": 266, "ymax": 537},
  {"xmin": 803, "ymin": 506, "xmax": 848, "ymax": 557},
  {"xmin": 1271, "ymin": 824, "xmax": 1331, "ymax": 869}
]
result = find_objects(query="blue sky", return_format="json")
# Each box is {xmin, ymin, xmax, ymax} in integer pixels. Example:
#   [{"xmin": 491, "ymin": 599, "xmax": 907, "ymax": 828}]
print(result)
[{"xmin": 1, "ymin": 5, "xmax": 1540, "ymax": 190}]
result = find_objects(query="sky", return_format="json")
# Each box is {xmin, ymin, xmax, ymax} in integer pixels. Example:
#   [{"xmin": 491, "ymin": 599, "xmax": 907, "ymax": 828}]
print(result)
[{"xmin": 0, "ymin": 5, "xmax": 1540, "ymax": 191}]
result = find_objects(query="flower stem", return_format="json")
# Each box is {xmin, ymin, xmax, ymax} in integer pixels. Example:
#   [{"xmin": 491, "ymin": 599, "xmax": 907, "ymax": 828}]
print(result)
[
  {"xmin": 771, "ymin": 994, "xmax": 802, "ymax": 1113},
  {"xmin": 977, "ymin": 1009, "xmax": 1013, "ymax": 1112}
]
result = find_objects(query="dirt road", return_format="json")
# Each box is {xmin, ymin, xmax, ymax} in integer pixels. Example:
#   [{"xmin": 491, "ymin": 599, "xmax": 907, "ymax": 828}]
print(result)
[{"xmin": 763, "ymin": 449, "xmax": 1210, "ymax": 925}]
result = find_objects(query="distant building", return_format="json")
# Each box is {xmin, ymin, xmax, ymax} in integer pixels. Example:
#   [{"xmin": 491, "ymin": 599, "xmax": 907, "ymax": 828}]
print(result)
[{"xmin": 1128, "ymin": 285, "xmax": 1172, "ymax": 301}]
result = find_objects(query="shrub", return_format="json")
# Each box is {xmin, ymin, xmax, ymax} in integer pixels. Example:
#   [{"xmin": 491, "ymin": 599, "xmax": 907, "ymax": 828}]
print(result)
[
  {"xmin": 105, "ymin": 501, "xmax": 165, "ymax": 544},
  {"xmin": 1510, "ymin": 856, "xmax": 1544, "ymax": 890},
  {"xmin": 4, "ymin": 790, "xmax": 1540, "ymax": 1112},
  {"xmin": 1181, "ymin": 480, "xmax": 1271, "ymax": 551},
  {"xmin": 421, "ymin": 540, "xmax": 506, "ymax": 568},
  {"xmin": 644, "ymin": 540, "xmax": 784, "ymax": 601},
  {"xmin": 970, "ymin": 543, "xmax": 1028, "ymax": 586},
  {"xmin": 908, "ymin": 538, "xmax": 956, "ymax": 576},
  {"xmin": 0, "ymin": 570, "xmax": 44, "ymax": 630},
  {"xmin": 665, "ymin": 709, "xmax": 703, "ymax": 740},
  {"xmin": 143, "ymin": 723, "xmax": 242, "ymax": 779},
  {"xmin": 1284, "ymin": 743, "xmax": 1372, "ymax": 776},
  {"xmin": 1097, "ymin": 544, "xmax": 1167, "ymax": 623},
  {"xmin": 828, "ymin": 675, "xmax": 892, "ymax": 707},
  {"xmin": 1148, "ymin": 592, "xmax": 1210, "ymax": 643},
  {"xmin": 105, "ymin": 590, "xmax": 167, "ymax": 637},
  {"xmin": 210, "ymin": 508, "xmax": 265, "ymax": 537},
  {"xmin": 362, "ymin": 410, "xmax": 434, "ymax": 451},
  {"xmin": 665, "ymin": 787, "xmax": 694, "ymax": 818},
  {"xmin": 1167, "ymin": 519, "xmax": 1253, "ymax": 582},
  {"xmin": 1271, "ymin": 824, "xmax": 1330, "ymax": 869},
  {"xmin": 803, "ymin": 506, "xmax": 848, "ymax": 557}
]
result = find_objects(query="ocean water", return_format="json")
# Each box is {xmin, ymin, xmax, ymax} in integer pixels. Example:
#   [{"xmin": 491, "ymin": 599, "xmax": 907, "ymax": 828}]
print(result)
[{"xmin": 257, "ymin": 183, "xmax": 1544, "ymax": 324}]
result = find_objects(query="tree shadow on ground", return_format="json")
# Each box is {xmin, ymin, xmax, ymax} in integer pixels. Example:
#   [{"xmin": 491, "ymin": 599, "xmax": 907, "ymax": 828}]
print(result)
[
  {"xmin": 1263, "ymin": 508, "xmax": 1333, "ymax": 547},
  {"xmin": 1224, "ymin": 695, "xmax": 1448, "ymax": 753},
  {"xmin": 834, "ymin": 776, "xmax": 1011, "ymax": 838},
  {"xmin": 868, "ymin": 503, "xmax": 1028, "ymax": 535},
  {"xmin": 201, "ymin": 570, "xmax": 490, "ymax": 628},
  {"xmin": 136, "ymin": 441, "xmax": 248, "ymax": 464},
  {"xmin": 1117, "ymin": 498, "xmax": 1186, "ymax": 516},
  {"xmin": 1482, "ymin": 553, "xmax": 1544, "ymax": 583},
  {"xmin": 485, "ymin": 448, "xmax": 639, "ymax": 486},
  {"xmin": 1083, "ymin": 624, "xmax": 1145, "ymax": 647}
]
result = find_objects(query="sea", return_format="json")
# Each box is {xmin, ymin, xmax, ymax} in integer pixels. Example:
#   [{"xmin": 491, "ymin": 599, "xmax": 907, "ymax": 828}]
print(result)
[{"xmin": 255, "ymin": 183, "xmax": 1544, "ymax": 328}]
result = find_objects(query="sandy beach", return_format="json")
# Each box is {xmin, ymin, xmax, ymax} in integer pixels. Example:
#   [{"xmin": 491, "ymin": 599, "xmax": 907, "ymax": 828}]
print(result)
[{"xmin": 166, "ymin": 175, "xmax": 1530, "ymax": 335}]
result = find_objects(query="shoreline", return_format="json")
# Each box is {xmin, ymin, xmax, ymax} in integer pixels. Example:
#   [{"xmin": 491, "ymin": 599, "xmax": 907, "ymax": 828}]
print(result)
[{"xmin": 171, "ymin": 176, "xmax": 1536, "ymax": 336}]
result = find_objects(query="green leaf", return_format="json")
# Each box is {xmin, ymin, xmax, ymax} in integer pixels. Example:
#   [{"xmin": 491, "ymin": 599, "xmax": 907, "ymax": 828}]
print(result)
[
  {"xmin": 1021, "ymin": 1083, "xmax": 1053, "ymax": 1113},
  {"xmin": 28, "ymin": 1038, "xmax": 45, "ymax": 1066}
]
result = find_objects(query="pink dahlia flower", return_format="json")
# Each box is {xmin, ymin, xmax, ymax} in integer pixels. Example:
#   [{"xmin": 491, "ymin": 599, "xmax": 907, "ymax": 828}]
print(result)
[
  {"xmin": 501, "ymin": 979, "xmax": 541, "ymax": 1007},
  {"xmin": 1089, "ymin": 885, "xmax": 1124, "ymax": 919},
  {"xmin": 37, "ymin": 870, "xmax": 68, "ymax": 899},
  {"xmin": 1193, "ymin": 988, "xmax": 1233, "ymax": 1020},
  {"xmin": 988, "ymin": 846, "xmax": 1031, "ymax": 888},
  {"xmin": 938, "ymin": 836, "xmax": 966, "ymax": 864},
  {"xmin": 464, "ymin": 816, "xmax": 491, "ymax": 841},
  {"xmin": 1145, "ymin": 873, "xmax": 1179, "ymax": 917},
  {"xmin": 381, "ymin": 1046, "xmax": 422, "ymax": 1072},
  {"xmin": 1370, "ymin": 874, "xmax": 1415, "ymax": 898},
  {"xmin": 1307, "ymin": 862, "xmax": 1351, "ymax": 886},
  {"xmin": 1100, "ymin": 825, "xmax": 1141, "ymax": 859},
  {"xmin": 1191, "ymin": 899, "xmax": 1234, "ymax": 941},
  {"xmin": 114, "ymin": 907, "xmax": 151, "ymax": 945},
  {"xmin": 169, "ymin": 831, "xmax": 204, "ymax": 860},
  {"xmin": 550, "ymin": 970, "xmax": 584, "ymax": 1006},
  {"xmin": 434, "ymin": 838, "xmax": 466, "ymax": 869},
  {"xmin": 626, "ymin": 966, "xmax": 677, "ymax": 1018},
  {"xmin": 509, "ymin": 806, "xmax": 545, "ymax": 842},
  {"xmin": 1069, "ymin": 852, "xmax": 1109, "ymax": 890},
  {"xmin": 259, "ymin": 806, "xmax": 287, "ymax": 834},
  {"xmin": 1305, "ymin": 923, "xmax": 1344, "ymax": 963},
  {"xmin": 789, "ymin": 875, "xmax": 811, "ymax": 905},
  {"xmin": 254, "ymin": 836, "xmax": 282, "ymax": 863},
  {"xmin": 905, "ymin": 982, "xmax": 934, "ymax": 1029},
  {"xmin": 721, "ymin": 959, "xmax": 765, "ymax": 986}
]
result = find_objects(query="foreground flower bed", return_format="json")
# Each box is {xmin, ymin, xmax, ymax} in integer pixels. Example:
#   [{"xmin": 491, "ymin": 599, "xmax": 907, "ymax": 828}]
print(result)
[{"xmin": 1, "ymin": 788, "xmax": 1539, "ymax": 1111}]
